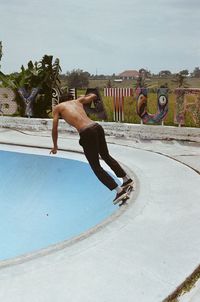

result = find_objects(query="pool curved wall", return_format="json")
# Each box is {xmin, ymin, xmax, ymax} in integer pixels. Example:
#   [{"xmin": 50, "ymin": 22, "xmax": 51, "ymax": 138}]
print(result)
[{"xmin": 0, "ymin": 149, "xmax": 118, "ymax": 261}]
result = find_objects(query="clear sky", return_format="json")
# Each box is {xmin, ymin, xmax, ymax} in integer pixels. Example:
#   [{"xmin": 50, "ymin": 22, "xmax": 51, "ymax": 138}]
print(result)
[{"xmin": 0, "ymin": 0, "xmax": 200, "ymax": 75}]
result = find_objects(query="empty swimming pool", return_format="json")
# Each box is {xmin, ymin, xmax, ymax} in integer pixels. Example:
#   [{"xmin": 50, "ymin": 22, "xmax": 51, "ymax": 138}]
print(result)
[{"xmin": 0, "ymin": 147, "xmax": 118, "ymax": 261}]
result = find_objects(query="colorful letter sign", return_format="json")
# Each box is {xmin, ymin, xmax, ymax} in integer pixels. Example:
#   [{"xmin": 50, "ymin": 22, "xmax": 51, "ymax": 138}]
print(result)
[
  {"xmin": 0, "ymin": 88, "xmax": 17, "ymax": 115},
  {"xmin": 136, "ymin": 87, "xmax": 168, "ymax": 124},
  {"xmin": 174, "ymin": 88, "xmax": 200, "ymax": 126}
]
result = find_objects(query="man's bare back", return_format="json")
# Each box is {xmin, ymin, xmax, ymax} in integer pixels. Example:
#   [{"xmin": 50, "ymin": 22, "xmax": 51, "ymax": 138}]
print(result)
[
  {"xmin": 50, "ymin": 93, "xmax": 97, "ymax": 154},
  {"xmin": 55, "ymin": 99, "xmax": 94, "ymax": 132}
]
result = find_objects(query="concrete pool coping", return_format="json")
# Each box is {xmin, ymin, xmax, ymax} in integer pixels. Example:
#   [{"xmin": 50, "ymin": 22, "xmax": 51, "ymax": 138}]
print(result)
[
  {"xmin": 0, "ymin": 116, "xmax": 200, "ymax": 142},
  {"xmin": 0, "ymin": 118, "xmax": 200, "ymax": 302}
]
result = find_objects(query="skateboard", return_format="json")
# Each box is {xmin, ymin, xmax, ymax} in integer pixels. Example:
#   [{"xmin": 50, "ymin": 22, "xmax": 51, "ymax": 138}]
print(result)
[{"xmin": 118, "ymin": 185, "xmax": 133, "ymax": 206}]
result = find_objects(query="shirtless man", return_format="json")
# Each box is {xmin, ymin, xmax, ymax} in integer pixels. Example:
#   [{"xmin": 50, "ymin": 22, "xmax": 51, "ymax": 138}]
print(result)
[{"xmin": 50, "ymin": 93, "xmax": 133, "ymax": 204}]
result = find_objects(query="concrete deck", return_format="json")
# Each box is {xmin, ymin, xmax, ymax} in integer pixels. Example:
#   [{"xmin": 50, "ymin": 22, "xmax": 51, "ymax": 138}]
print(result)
[{"xmin": 0, "ymin": 122, "xmax": 200, "ymax": 302}]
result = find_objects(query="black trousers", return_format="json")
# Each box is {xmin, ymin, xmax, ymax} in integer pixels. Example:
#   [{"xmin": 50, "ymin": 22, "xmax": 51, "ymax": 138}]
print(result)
[{"xmin": 79, "ymin": 123, "xmax": 126, "ymax": 190}]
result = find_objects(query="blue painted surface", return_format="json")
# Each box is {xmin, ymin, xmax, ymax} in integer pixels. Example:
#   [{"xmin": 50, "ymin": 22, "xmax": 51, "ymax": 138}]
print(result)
[{"xmin": 0, "ymin": 150, "xmax": 118, "ymax": 260}]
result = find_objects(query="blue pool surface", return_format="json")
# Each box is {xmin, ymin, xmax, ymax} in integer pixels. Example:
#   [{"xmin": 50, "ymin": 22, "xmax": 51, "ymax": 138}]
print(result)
[{"xmin": 0, "ymin": 150, "xmax": 118, "ymax": 260}]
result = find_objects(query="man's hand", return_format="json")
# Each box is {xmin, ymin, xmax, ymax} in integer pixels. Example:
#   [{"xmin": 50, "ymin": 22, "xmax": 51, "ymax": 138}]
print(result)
[{"xmin": 50, "ymin": 147, "xmax": 57, "ymax": 154}]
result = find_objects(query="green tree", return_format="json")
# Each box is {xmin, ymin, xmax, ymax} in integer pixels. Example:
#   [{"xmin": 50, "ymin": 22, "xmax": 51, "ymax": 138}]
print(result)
[
  {"xmin": 139, "ymin": 68, "xmax": 151, "ymax": 78},
  {"xmin": 66, "ymin": 69, "xmax": 89, "ymax": 89},
  {"xmin": 0, "ymin": 55, "xmax": 61, "ymax": 117},
  {"xmin": 179, "ymin": 69, "xmax": 189, "ymax": 76},
  {"xmin": 172, "ymin": 73, "xmax": 189, "ymax": 88},
  {"xmin": 159, "ymin": 70, "xmax": 172, "ymax": 77},
  {"xmin": 33, "ymin": 55, "xmax": 61, "ymax": 117},
  {"xmin": 192, "ymin": 67, "xmax": 200, "ymax": 78}
]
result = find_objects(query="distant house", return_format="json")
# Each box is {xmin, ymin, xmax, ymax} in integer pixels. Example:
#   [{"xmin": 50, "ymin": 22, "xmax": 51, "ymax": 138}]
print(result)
[{"xmin": 118, "ymin": 70, "xmax": 139, "ymax": 80}]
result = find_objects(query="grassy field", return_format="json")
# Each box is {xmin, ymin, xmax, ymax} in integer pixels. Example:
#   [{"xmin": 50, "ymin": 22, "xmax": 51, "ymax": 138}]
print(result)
[
  {"xmin": 76, "ymin": 77, "xmax": 200, "ymax": 127},
  {"xmin": 88, "ymin": 77, "xmax": 200, "ymax": 90}
]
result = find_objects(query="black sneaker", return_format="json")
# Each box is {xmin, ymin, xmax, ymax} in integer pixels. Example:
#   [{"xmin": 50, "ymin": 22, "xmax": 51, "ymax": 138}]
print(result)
[
  {"xmin": 121, "ymin": 179, "xmax": 134, "ymax": 189},
  {"xmin": 113, "ymin": 188, "xmax": 128, "ymax": 205}
]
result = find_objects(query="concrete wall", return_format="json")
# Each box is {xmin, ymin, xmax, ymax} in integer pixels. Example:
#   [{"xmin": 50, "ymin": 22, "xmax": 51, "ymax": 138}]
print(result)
[{"xmin": 0, "ymin": 116, "xmax": 199, "ymax": 142}]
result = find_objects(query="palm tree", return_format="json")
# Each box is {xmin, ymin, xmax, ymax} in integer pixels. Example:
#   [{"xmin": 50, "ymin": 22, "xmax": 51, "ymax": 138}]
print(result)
[{"xmin": 172, "ymin": 73, "xmax": 189, "ymax": 88}]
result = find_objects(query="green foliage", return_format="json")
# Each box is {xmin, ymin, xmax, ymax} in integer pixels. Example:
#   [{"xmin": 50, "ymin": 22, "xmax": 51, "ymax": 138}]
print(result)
[
  {"xmin": 103, "ymin": 96, "xmax": 115, "ymax": 121},
  {"xmin": 124, "ymin": 97, "xmax": 140, "ymax": 124},
  {"xmin": 134, "ymin": 75, "xmax": 148, "ymax": 89},
  {"xmin": 67, "ymin": 69, "xmax": 89, "ymax": 89},
  {"xmin": 0, "ymin": 55, "xmax": 61, "ymax": 117},
  {"xmin": 192, "ymin": 67, "xmax": 200, "ymax": 78},
  {"xmin": 172, "ymin": 73, "xmax": 189, "ymax": 88},
  {"xmin": 159, "ymin": 70, "xmax": 172, "ymax": 77},
  {"xmin": 179, "ymin": 69, "xmax": 189, "ymax": 76},
  {"xmin": 33, "ymin": 55, "xmax": 62, "ymax": 117}
]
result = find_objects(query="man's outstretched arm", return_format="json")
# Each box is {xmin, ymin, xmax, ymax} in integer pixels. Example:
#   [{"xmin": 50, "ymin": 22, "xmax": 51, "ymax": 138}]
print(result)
[
  {"xmin": 50, "ymin": 107, "xmax": 59, "ymax": 154},
  {"xmin": 77, "ymin": 93, "xmax": 97, "ymax": 105}
]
